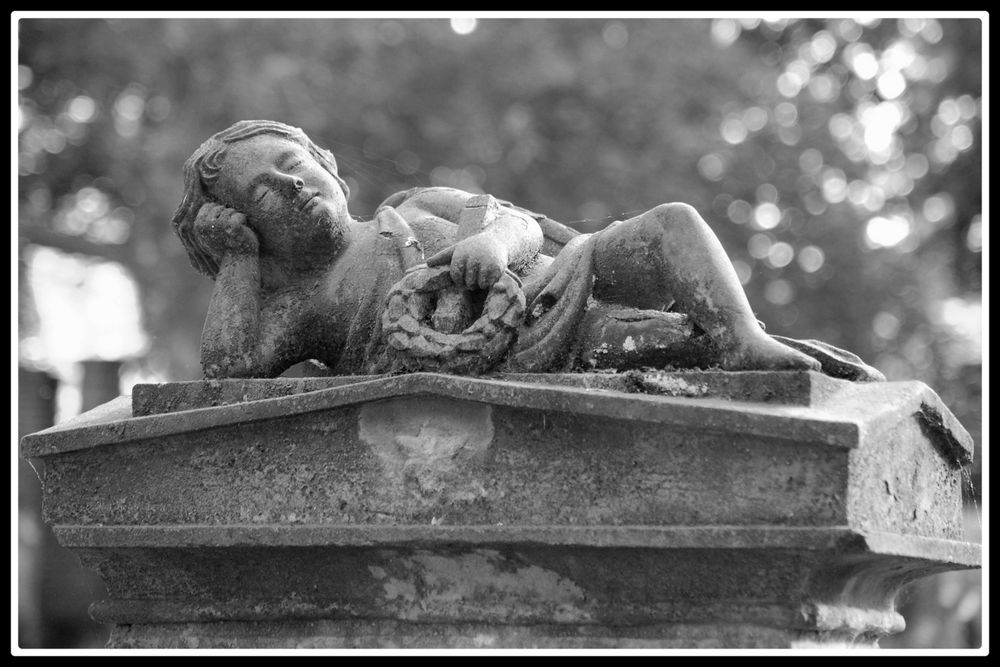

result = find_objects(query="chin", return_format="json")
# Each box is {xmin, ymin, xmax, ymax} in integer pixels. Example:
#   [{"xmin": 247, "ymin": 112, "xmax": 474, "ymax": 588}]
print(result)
[{"xmin": 309, "ymin": 209, "xmax": 346, "ymax": 247}]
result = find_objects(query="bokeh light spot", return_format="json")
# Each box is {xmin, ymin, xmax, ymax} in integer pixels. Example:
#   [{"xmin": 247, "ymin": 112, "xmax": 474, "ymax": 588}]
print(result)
[
  {"xmin": 949, "ymin": 125, "xmax": 974, "ymax": 151},
  {"xmin": 835, "ymin": 19, "xmax": 863, "ymax": 42},
  {"xmin": 766, "ymin": 241, "xmax": 795, "ymax": 268},
  {"xmin": 727, "ymin": 199, "xmax": 752, "ymax": 225},
  {"xmin": 873, "ymin": 311, "xmax": 901, "ymax": 339},
  {"xmin": 938, "ymin": 98, "xmax": 961, "ymax": 125},
  {"xmin": 920, "ymin": 19, "xmax": 943, "ymax": 44},
  {"xmin": 698, "ymin": 153, "xmax": 726, "ymax": 181},
  {"xmin": 743, "ymin": 106, "xmax": 769, "ymax": 132},
  {"xmin": 821, "ymin": 169, "xmax": 848, "ymax": 203},
  {"xmin": 775, "ymin": 102, "xmax": 799, "ymax": 127},
  {"xmin": 922, "ymin": 194, "xmax": 954, "ymax": 224},
  {"xmin": 797, "ymin": 245, "xmax": 825, "ymax": 273},
  {"xmin": 748, "ymin": 233, "xmax": 773, "ymax": 259},
  {"xmin": 865, "ymin": 215, "xmax": 910, "ymax": 248},
  {"xmin": 18, "ymin": 64, "xmax": 33, "ymax": 90},
  {"xmin": 851, "ymin": 50, "xmax": 879, "ymax": 80},
  {"xmin": 803, "ymin": 192, "xmax": 828, "ymax": 216},
  {"xmin": 777, "ymin": 72, "xmax": 804, "ymax": 97},
  {"xmin": 876, "ymin": 70, "xmax": 906, "ymax": 99},
  {"xmin": 602, "ymin": 22, "xmax": 629, "ymax": 49},
  {"xmin": 931, "ymin": 138, "xmax": 959, "ymax": 165},
  {"xmin": 882, "ymin": 40, "xmax": 916, "ymax": 71},
  {"xmin": 966, "ymin": 216, "xmax": 982, "ymax": 252},
  {"xmin": 114, "ymin": 91, "xmax": 144, "ymax": 121},
  {"xmin": 753, "ymin": 202, "xmax": 782, "ymax": 230},
  {"xmin": 956, "ymin": 95, "xmax": 979, "ymax": 120},
  {"xmin": 798, "ymin": 148, "xmax": 824, "ymax": 174},
  {"xmin": 449, "ymin": 18, "xmax": 477, "ymax": 35},
  {"xmin": 828, "ymin": 113, "xmax": 854, "ymax": 140},
  {"xmin": 764, "ymin": 279, "xmax": 795, "ymax": 305},
  {"xmin": 711, "ymin": 19, "xmax": 741, "ymax": 47},
  {"xmin": 68, "ymin": 95, "xmax": 96, "ymax": 123},
  {"xmin": 900, "ymin": 18, "xmax": 926, "ymax": 37},
  {"xmin": 905, "ymin": 153, "xmax": 929, "ymax": 179},
  {"xmin": 808, "ymin": 73, "xmax": 838, "ymax": 102},
  {"xmin": 810, "ymin": 30, "xmax": 837, "ymax": 63},
  {"xmin": 756, "ymin": 183, "xmax": 779, "ymax": 204},
  {"xmin": 721, "ymin": 116, "xmax": 748, "ymax": 144}
]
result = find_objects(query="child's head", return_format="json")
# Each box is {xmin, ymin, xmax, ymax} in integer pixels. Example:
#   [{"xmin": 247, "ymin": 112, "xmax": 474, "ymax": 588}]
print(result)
[{"xmin": 172, "ymin": 120, "xmax": 351, "ymax": 277}]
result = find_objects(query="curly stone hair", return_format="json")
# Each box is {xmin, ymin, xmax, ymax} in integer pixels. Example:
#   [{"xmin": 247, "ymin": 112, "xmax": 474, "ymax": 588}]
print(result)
[{"xmin": 171, "ymin": 120, "xmax": 351, "ymax": 278}]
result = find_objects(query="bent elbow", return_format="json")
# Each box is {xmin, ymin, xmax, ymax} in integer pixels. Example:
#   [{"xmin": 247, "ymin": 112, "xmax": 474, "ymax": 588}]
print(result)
[{"xmin": 201, "ymin": 350, "xmax": 264, "ymax": 379}]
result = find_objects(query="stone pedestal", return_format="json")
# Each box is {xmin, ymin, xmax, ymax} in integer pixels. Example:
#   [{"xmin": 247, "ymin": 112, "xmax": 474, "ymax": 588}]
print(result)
[{"xmin": 20, "ymin": 371, "xmax": 979, "ymax": 649}]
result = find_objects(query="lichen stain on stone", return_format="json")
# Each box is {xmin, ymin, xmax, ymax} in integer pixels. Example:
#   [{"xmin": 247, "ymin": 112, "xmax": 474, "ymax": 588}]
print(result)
[
  {"xmin": 358, "ymin": 397, "xmax": 493, "ymax": 498},
  {"xmin": 805, "ymin": 601, "xmax": 904, "ymax": 638},
  {"xmin": 382, "ymin": 577, "xmax": 420, "ymax": 605},
  {"xmin": 368, "ymin": 563, "xmax": 420, "ymax": 604},
  {"xmin": 374, "ymin": 549, "xmax": 592, "ymax": 623},
  {"xmin": 641, "ymin": 373, "xmax": 709, "ymax": 397}
]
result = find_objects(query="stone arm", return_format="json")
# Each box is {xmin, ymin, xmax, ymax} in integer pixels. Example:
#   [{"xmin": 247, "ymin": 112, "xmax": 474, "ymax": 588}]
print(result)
[
  {"xmin": 382, "ymin": 186, "xmax": 577, "ymax": 254},
  {"xmin": 381, "ymin": 187, "xmax": 545, "ymax": 289},
  {"xmin": 193, "ymin": 204, "xmax": 270, "ymax": 379}
]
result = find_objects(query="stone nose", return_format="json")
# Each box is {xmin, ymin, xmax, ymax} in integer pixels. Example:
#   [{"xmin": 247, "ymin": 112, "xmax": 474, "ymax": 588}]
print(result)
[{"xmin": 273, "ymin": 170, "xmax": 304, "ymax": 194}]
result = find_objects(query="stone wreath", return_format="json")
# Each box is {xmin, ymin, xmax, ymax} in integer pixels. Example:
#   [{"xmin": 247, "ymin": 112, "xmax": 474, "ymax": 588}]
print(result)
[{"xmin": 381, "ymin": 265, "xmax": 527, "ymax": 374}]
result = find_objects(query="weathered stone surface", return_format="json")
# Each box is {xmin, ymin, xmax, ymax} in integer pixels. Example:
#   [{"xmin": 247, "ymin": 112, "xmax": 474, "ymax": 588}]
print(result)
[
  {"xmin": 20, "ymin": 372, "xmax": 977, "ymax": 648},
  {"xmin": 574, "ymin": 305, "xmax": 710, "ymax": 371},
  {"xmin": 25, "ymin": 373, "xmax": 971, "ymax": 536},
  {"xmin": 173, "ymin": 120, "xmax": 880, "ymax": 380},
  {"xmin": 130, "ymin": 375, "xmax": 387, "ymax": 417},
  {"xmin": 131, "ymin": 370, "xmax": 868, "ymax": 417},
  {"xmin": 55, "ymin": 528, "xmax": 979, "ymax": 649},
  {"xmin": 106, "ymin": 620, "xmax": 812, "ymax": 649},
  {"xmin": 378, "ymin": 267, "xmax": 526, "ymax": 374}
]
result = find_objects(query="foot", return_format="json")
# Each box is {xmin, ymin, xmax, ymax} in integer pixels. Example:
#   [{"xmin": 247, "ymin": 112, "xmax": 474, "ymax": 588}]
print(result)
[{"xmin": 719, "ymin": 332, "xmax": 822, "ymax": 372}]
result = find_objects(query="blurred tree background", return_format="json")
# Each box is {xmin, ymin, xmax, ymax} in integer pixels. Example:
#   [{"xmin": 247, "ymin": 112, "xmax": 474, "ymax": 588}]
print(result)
[{"xmin": 17, "ymin": 17, "xmax": 982, "ymax": 649}]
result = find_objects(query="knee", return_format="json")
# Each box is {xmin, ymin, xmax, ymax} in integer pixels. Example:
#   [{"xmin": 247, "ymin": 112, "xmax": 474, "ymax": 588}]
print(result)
[
  {"xmin": 649, "ymin": 202, "xmax": 702, "ymax": 225},
  {"xmin": 623, "ymin": 203, "xmax": 704, "ymax": 242}
]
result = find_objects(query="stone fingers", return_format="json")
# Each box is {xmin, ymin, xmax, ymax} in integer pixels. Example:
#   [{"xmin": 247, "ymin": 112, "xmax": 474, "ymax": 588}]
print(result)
[
  {"xmin": 450, "ymin": 254, "xmax": 467, "ymax": 288},
  {"xmin": 465, "ymin": 263, "xmax": 480, "ymax": 291}
]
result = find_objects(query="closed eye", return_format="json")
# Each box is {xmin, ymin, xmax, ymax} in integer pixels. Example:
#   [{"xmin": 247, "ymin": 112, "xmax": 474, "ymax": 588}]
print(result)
[{"xmin": 254, "ymin": 186, "xmax": 270, "ymax": 203}]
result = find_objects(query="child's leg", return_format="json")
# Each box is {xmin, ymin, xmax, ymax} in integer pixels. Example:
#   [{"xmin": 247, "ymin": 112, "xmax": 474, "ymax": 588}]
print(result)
[{"xmin": 591, "ymin": 203, "xmax": 820, "ymax": 372}]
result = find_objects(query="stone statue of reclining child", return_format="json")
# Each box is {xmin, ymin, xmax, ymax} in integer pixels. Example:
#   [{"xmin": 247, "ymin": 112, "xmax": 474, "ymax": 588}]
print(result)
[{"xmin": 172, "ymin": 119, "xmax": 883, "ymax": 382}]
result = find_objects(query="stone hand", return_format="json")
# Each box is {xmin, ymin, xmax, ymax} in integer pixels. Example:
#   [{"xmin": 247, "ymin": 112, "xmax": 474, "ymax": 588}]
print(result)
[
  {"xmin": 426, "ymin": 232, "xmax": 510, "ymax": 290},
  {"xmin": 193, "ymin": 203, "xmax": 259, "ymax": 259}
]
